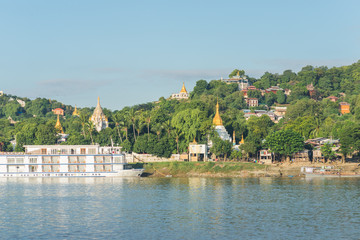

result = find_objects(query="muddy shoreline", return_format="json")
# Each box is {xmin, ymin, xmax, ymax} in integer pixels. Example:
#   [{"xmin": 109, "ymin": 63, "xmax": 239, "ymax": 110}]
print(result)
[{"xmin": 142, "ymin": 162, "xmax": 360, "ymax": 178}]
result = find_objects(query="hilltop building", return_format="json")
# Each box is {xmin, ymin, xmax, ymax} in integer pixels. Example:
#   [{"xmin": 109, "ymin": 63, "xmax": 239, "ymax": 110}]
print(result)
[
  {"xmin": 241, "ymin": 86, "xmax": 257, "ymax": 98},
  {"xmin": 246, "ymin": 98, "xmax": 258, "ymax": 107},
  {"xmin": 212, "ymin": 100, "xmax": 231, "ymax": 142},
  {"xmin": 339, "ymin": 102, "xmax": 350, "ymax": 115},
  {"xmin": 326, "ymin": 96, "xmax": 339, "ymax": 102},
  {"xmin": 265, "ymin": 86, "xmax": 283, "ymax": 94},
  {"xmin": 222, "ymin": 71, "xmax": 248, "ymax": 90},
  {"xmin": 90, "ymin": 97, "xmax": 109, "ymax": 132},
  {"xmin": 307, "ymin": 83, "xmax": 315, "ymax": 97},
  {"xmin": 171, "ymin": 83, "xmax": 189, "ymax": 100}
]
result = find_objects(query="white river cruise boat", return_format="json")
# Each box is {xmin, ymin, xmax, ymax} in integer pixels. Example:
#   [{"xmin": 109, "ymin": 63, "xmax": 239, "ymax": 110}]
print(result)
[{"xmin": 0, "ymin": 145, "xmax": 143, "ymax": 178}]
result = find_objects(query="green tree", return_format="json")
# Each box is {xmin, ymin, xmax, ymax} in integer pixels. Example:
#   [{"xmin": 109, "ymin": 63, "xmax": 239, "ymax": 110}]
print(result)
[
  {"xmin": 228, "ymin": 69, "xmax": 245, "ymax": 78},
  {"xmin": 265, "ymin": 129, "xmax": 304, "ymax": 162},
  {"xmin": 276, "ymin": 91, "xmax": 286, "ymax": 104},
  {"xmin": 210, "ymin": 135, "xmax": 232, "ymax": 160},
  {"xmin": 320, "ymin": 143, "xmax": 336, "ymax": 163}
]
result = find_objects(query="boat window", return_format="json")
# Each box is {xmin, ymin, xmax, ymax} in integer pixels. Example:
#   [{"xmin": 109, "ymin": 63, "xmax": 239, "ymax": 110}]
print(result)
[
  {"xmin": 80, "ymin": 148, "xmax": 86, "ymax": 154},
  {"xmin": 29, "ymin": 158, "xmax": 37, "ymax": 164},
  {"xmin": 88, "ymin": 148, "xmax": 96, "ymax": 154},
  {"xmin": 51, "ymin": 149, "xmax": 57, "ymax": 154},
  {"xmin": 61, "ymin": 149, "xmax": 68, "ymax": 154},
  {"xmin": 41, "ymin": 149, "xmax": 47, "ymax": 154},
  {"xmin": 7, "ymin": 158, "xmax": 15, "ymax": 164},
  {"xmin": 16, "ymin": 158, "xmax": 24, "ymax": 164},
  {"xmin": 104, "ymin": 156, "xmax": 111, "ymax": 163}
]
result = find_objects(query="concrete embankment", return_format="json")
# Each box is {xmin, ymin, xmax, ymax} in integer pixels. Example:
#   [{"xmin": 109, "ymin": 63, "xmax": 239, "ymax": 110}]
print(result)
[{"xmin": 136, "ymin": 162, "xmax": 360, "ymax": 178}]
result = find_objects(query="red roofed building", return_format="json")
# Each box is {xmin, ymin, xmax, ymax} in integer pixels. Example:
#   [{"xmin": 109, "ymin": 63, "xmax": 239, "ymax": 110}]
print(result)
[
  {"xmin": 326, "ymin": 96, "xmax": 339, "ymax": 102},
  {"xmin": 241, "ymin": 86, "xmax": 257, "ymax": 98},
  {"xmin": 265, "ymin": 86, "xmax": 283, "ymax": 94},
  {"xmin": 52, "ymin": 108, "xmax": 64, "ymax": 116}
]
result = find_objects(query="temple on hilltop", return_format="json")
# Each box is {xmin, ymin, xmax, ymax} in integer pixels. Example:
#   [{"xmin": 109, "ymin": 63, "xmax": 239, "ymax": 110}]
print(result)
[
  {"xmin": 90, "ymin": 97, "xmax": 109, "ymax": 132},
  {"xmin": 213, "ymin": 100, "xmax": 231, "ymax": 142},
  {"xmin": 222, "ymin": 71, "xmax": 248, "ymax": 91},
  {"xmin": 171, "ymin": 82, "xmax": 189, "ymax": 100}
]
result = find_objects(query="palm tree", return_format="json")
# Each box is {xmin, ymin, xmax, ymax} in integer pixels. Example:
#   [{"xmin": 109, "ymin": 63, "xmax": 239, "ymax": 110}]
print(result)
[
  {"xmin": 173, "ymin": 128, "xmax": 183, "ymax": 154},
  {"xmin": 79, "ymin": 112, "xmax": 89, "ymax": 138},
  {"xmin": 135, "ymin": 111, "xmax": 145, "ymax": 137},
  {"xmin": 143, "ymin": 111, "xmax": 152, "ymax": 141},
  {"xmin": 311, "ymin": 116, "xmax": 322, "ymax": 138},
  {"xmin": 120, "ymin": 110, "xmax": 131, "ymax": 141},
  {"xmin": 152, "ymin": 123, "xmax": 163, "ymax": 140},
  {"xmin": 128, "ymin": 108, "xmax": 137, "ymax": 141},
  {"xmin": 85, "ymin": 121, "xmax": 95, "ymax": 144},
  {"xmin": 163, "ymin": 119, "xmax": 172, "ymax": 138},
  {"xmin": 112, "ymin": 113, "xmax": 123, "ymax": 143}
]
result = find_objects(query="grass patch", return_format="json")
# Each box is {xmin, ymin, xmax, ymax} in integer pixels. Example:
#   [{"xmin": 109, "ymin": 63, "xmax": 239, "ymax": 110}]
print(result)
[{"xmin": 141, "ymin": 161, "xmax": 266, "ymax": 176}]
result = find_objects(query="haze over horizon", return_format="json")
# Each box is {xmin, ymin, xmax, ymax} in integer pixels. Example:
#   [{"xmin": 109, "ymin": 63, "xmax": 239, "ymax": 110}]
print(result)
[{"xmin": 1, "ymin": 0, "xmax": 359, "ymax": 110}]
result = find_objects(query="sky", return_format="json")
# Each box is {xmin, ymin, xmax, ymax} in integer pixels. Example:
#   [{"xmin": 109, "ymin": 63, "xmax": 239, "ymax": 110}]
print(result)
[{"xmin": 0, "ymin": 0, "xmax": 359, "ymax": 110}]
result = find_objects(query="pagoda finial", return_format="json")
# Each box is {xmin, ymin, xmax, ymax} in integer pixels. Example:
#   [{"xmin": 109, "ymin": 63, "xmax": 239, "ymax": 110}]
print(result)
[
  {"xmin": 55, "ymin": 114, "xmax": 64, "ymax": 134},
  {"xmin": 72, "ymin": 105, "xmax": 79, "ymax": 116},
  {"xmin": 180, "ymin": 82, "xmax": 187, "ymax": 93},
  {"xmin": 212, "ymin": 98, "xmax": 223, "ymax": 126},
  {"xmin": 239, "ymin": 134, "xmax": 245, "ymax": 144},
  {"xmin": 233, "ymin": 131, "xmax": 236, "ymax": 145}
]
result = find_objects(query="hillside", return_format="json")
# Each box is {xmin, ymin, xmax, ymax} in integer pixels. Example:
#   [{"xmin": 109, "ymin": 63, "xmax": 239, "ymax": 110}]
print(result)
[{"xmin": 0, "ymin": 60, "xmax": 360, "ymax": 160}]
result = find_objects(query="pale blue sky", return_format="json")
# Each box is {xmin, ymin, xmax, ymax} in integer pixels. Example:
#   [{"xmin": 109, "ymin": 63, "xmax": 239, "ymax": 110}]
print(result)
[{"xmin": 0, "ymin": 0, "xmax": 359, "ymax": 110}]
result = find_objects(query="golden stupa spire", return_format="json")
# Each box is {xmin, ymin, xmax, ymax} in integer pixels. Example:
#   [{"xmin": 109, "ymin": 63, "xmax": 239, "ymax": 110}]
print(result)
[
  {"xmin": 192, "ymin": 137, "xmax": 197, "ymax": 144},
  {"xmin": 239, "ymin": 134, "xmax": 245, "ymax": 144},
  {"xmin": 233, "ymin": 131, "xmax": 236, "ymax": 144},
  {"xmin": 237, "ymin": 71, "xmax": 240, "ymax": 77},
  {"xmin": 55, "ymin": 115, "xmax": 64, "ymax": 134},
  {"xmin": 72, "ymin": 105, "xmax": 79, "ymax": 116},
  {"xmin": 212, "ymin": 98, "xmax": 223, "ymax": 126},
  {"xmin": 180, "ymin": 82, "xmax": 187, "ymax": 93}
]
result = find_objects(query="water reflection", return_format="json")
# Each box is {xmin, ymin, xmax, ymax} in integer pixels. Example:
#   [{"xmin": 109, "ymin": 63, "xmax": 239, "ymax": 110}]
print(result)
[{"xmin": 0, "ymin": 177, "xmax": 359, "ymax": 239}]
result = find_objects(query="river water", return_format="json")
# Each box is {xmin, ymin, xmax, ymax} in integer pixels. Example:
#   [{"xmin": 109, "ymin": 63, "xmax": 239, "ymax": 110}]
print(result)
[{"xmin": 0, "ymin": 177, "xmax": 359, "ymax": 240}]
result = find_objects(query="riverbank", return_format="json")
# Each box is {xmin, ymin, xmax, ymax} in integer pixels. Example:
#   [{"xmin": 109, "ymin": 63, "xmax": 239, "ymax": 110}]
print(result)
[{"xmin": 132, "ymin": 162, "xmax": 360, "ymax": 178}]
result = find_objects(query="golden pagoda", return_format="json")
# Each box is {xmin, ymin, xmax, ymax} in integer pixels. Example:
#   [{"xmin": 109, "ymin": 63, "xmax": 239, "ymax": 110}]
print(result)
[
  {"xmin": 55, "ymin": 115, "xmax": 64, "ymax": 134},
  {"xmin": 180, "ymin": 82, "xmax": 188, "ymax": 93},
  {"xmin": 239, "ymin": 134, "xmax": 245, "ymax": 144},
  {"xmin": 212, "ymin": 100, "xmax": 223, "ymax": 126},
  {"xmin": 72, "ymin": 105, "xmax": 79, "ymax": 116},
  {"xmin": 233, "ymin": 131, "xmax": 236, "ymax": 145}
]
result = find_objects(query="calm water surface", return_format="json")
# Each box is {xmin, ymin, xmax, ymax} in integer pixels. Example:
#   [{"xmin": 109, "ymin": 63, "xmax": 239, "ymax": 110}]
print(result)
[{"xmin": 0, "ymin": 177, "xmax": 359, "ymax": 240}]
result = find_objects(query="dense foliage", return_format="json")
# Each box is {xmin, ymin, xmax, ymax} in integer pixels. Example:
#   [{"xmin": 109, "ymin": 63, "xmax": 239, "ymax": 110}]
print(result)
[{"xmin": 1, "ymin": 60, "xmax": 360, "ymax": 161}]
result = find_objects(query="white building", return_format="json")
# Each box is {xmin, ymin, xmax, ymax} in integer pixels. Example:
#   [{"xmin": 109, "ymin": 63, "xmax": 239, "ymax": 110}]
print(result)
[{"xmin": 90, "ymin": 97, "xmax": 109, "ymax": 132}]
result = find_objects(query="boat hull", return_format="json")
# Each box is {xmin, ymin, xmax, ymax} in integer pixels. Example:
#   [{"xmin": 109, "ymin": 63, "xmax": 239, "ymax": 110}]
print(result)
[
  {"xmin": 304, "ymin": 173, "xmax": 360, "ymax": 178},
  {"xmin": 0, "ymin": 169, "xmax": 144, "ymax": 178}
]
